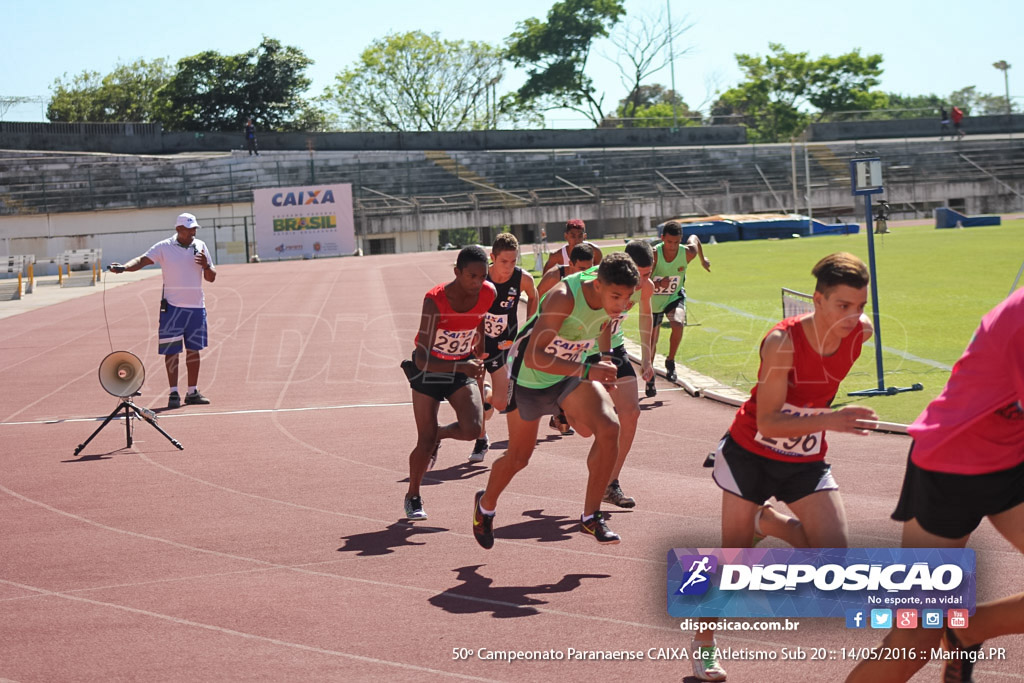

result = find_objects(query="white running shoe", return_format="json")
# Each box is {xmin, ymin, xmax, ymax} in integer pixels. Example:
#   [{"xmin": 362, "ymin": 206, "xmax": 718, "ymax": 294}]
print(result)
[
  {"xmin": 469, "ymin": 437, "xmax": 489, "ymax": 463},
  {"xmin": 690, "ymin": 638, "xmax": 727, "ymax": 681}
]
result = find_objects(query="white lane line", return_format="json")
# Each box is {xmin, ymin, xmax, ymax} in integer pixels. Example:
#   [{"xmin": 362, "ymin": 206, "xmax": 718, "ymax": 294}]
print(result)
[
  {"xmin": 0, "ymin": 401, "xmax": 412, "ymax": 427},
  {"xmin": 0, "ymin": 578, "xmax": 500, "ymax": 682}
]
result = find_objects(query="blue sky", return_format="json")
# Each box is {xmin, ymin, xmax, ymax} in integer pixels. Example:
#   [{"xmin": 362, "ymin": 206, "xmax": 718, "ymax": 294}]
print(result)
[{"xmin": 2, "ymin": 0, "xmax": 1021, "ymax": 125}]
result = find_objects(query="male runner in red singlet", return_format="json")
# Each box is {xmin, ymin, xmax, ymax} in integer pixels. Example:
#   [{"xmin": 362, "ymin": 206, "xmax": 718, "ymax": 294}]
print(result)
[
  {"xmin": 690, "ymin": 252, "xmax": 879, "ymax": 681},
  {"xmin": 400, "ymin": 246, "xmax": 497, "ymax": 520},
  {"xmin": 472, "ymin": 233, "xmax": 539, "ymax": 463},
  {"xmin": 541, "ymin": 218, "xmax": 603, "ymax": 273},
  {"xmin": 846, "ymin": 287, "xmax": 1024, "ymax": 683}
]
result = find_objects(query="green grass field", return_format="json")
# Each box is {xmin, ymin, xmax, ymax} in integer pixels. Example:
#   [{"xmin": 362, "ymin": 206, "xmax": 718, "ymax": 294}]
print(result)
[{"xmin": 536, "ymin": 219, "xmax": 1023, "ymax": 424}]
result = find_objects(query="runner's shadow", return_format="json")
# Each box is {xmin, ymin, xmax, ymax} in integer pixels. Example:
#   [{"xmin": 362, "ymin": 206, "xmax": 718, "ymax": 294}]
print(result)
[
  {"xmin": 495, "ymin": 509, "xmax": 579, "ymax": 543},
  {"xmin": 429, "ymin": 564, "xmax": 610, "ymax": 618},
  {"xmin": 487, "ymin": 439, "xmax": 508, "ymax": 450},
  {"xmin": 399, "ymin": 462, "xmax": 489, "ymax": 486},
  {"xmin": 336, "ymin": 521, "xmax": 447, "ymax": 557},
  {"xmin": 639, "ymin": 400, "xmax": 665, "ymax": 411},
  {"xmin": 61, "ymin": 449, "xmax": 121, "ymax": 462}
]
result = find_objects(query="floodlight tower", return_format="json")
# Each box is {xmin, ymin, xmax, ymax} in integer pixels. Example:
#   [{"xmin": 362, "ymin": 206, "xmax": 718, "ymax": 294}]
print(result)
[
  {"xmin": 993, "ymin": 61, "xmax": 1011, "ymax": 116},
  {"xmin": 848, "ymin": 158, "xmax": 923, "ymax": 397}
]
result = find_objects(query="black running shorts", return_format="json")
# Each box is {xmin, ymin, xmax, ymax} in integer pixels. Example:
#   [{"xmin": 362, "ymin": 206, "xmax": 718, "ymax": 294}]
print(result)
[
  {"xmin": 652, "ymin": 291, "xmax": 686, "ymax": 328},
  {"xmin": 712, "ymin": 432, "xmax": 838, "ymax": 504},
  {"xmin": 892, "ymin": 446, "xmax": 1024, "ymax": 539},
  {"xmin": 583, "ymin": 345, "xmax": 636, "ymax": 380},
  {"xmin": 401, "ymin": 356, "xmax": 476, "ymax": 403}
]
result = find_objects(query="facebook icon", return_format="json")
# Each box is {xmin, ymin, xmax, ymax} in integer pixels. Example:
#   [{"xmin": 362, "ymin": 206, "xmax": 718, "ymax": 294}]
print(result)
[{"xmin": 846, "ymin": 609, "xmax": 866, "ymax": 629}]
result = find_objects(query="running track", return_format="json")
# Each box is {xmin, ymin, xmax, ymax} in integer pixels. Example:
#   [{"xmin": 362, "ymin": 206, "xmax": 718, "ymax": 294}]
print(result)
[{"xmin": 0, "ymin": 251, "xmax": 1020, "ymax": 682}]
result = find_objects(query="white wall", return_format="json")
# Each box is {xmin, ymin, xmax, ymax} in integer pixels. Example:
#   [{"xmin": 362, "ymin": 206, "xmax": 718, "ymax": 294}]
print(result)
[{"xmin": 0, "ymin": 202, "xmax": 252, "ymax": 274}]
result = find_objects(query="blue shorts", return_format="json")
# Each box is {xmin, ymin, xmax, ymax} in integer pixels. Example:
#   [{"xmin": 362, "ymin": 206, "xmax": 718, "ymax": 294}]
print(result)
[{"xmin": 158, "ymin": 304, "xmax": 208, "ymax": 355}]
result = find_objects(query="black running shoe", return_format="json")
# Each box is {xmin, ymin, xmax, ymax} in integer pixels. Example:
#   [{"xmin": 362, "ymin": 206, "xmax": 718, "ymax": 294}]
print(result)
[
  {"xmin": 665, "ymin": 359, "xmax": 678, "ymax": 382},
  {"xmin": 184, "ymin": 390, "xmax": 210, "ymax": 405},
  {"xmin": 167, "ymin": 391, "xmax": 181, "ymax": 409},
  {"xmin": 645, "ymin": 379, "xmax": 657, "ymax": 397},
  {"xmin": 580, "ymin": 511, "xmax": 620, "ymax": 544},
  {"xmin": 472, "ymin": 490, "xmax": 495, "ymax": 549},
  {"xmin": 603, "ymin": 479, "xmax": 636, "ymax": 508},
  {"xmin": 404, "ymin": 494, "xmax": 427, "ymax": 520}
]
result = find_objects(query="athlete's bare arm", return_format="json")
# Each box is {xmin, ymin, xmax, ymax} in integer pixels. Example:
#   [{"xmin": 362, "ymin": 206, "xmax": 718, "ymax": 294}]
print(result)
[
  {"xmin": 542, "ymin": 250, "xmax": 561, "ymax": 274},
  {"xmin": 755, "ymin": 329, "xmax": 875, "ymax": 437},
  {"xmin": 525, "ymin": 283, "xmax": 616, "ymax": 385},
  {"xmin": 536, "ymin": 267, "xmax": 564, "ymax": 299},
  {"xmin": 684, "ymin": 235, "xmax": 711, "ymax": 272},
  {"xmin": 638, "ymin": 277, "xmax": 655, "ymax": 381},
  {"xmin": 520, "ymin": 269, "xmax": 540, "ymax": 319}
]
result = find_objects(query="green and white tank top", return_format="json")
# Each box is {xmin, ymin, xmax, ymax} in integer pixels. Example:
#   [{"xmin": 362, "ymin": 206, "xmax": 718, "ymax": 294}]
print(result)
[
  {"xmin": 511, "ymin": 273, "xmax": 611, "ymax": 389},
  {"xmin": 651, "ymin": 242, "xmax": 688, "ymax": 312},
  {"xmin": 579, "ymin": 265, "xmax": 641, "ymax": 348}
]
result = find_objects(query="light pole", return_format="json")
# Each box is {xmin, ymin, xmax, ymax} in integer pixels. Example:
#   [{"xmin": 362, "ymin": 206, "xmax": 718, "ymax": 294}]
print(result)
[{"xmin": 993, "ymin": 60, "xmax": 1011, "ymax": 116}]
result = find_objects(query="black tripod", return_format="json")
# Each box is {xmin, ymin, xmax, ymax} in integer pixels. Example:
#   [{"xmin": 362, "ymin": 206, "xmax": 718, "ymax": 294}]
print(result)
[{"xmin": 74, "ymin": 397, "xmax": 183, "ymax": 455}]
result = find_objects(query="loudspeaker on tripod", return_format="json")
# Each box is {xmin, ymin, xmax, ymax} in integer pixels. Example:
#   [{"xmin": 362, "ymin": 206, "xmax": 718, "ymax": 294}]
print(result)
[{"xmin": 98, "ymin": 351, "xmax": 145, "ymax": 397}]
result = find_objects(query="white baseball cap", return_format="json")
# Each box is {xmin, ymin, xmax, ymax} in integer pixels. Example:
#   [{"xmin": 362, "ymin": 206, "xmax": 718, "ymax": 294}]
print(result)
[{"xmin": 176, "ymin": 213, "xmax": 201, "ymax": 229}]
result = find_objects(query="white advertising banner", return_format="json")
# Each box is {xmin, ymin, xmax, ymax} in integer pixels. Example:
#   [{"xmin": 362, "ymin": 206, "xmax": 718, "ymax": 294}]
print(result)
[{"xmin": 253, "ymin": 183, "xmax": 355, "ymax": 261}]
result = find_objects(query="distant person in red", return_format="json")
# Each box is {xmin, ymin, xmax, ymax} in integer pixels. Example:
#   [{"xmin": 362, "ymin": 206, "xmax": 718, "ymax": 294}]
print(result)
[
  {"xmin": 400, "ymin": 245, "xmax": 496, "ymax": 521},
  {"xmin": 951, "ymin": 105, "xmax": 965, "ymax": 139},
  {"xmin": 846, "ymin": 287, "xmax": 1024, "ymax": 683}
]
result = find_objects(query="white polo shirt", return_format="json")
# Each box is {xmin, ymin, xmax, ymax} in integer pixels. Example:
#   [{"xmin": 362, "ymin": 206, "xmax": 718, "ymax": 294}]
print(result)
[{"xmin": 144, "ymin": 236, "xmax": 214, "ymax": 309}]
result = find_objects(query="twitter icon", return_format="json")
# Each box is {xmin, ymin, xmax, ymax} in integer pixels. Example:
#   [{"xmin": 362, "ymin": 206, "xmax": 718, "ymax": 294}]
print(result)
[{"xmin": 871, "ymin": 609, "xmax": 892, "ymax": 629}]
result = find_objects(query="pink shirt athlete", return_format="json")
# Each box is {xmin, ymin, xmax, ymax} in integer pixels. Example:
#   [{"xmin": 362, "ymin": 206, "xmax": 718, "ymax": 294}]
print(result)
[
  {"xmin": 729, "ymin": 315, "xmax": 866, "ymax": 463},
  {"xmin": 908, "ymin": 288, "xmax": 1024, "ymax": 475}
]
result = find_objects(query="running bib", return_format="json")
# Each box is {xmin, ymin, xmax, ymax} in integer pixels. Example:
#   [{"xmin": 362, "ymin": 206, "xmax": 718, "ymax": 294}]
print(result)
[
  {"xmin": 432, "ymin": 328, "xmax": 475, "ymax": 358},
  {"xmin": 484, "ymin": 312, "xmax": 508, "ymax": 338},
  {"xmin": 653, "ymin": 275, "xmax": 681, "ymax": 296},
  {"xmin": 609, "ymin": 313, "xmax": 625, "ymax": 338},
  {"xmin": 753, "ymin": 404, "xmax": 829, "ymax": 457},
  {"xmin": 544, "ymin": 335, "xmax": 594, "ymax": 363}
]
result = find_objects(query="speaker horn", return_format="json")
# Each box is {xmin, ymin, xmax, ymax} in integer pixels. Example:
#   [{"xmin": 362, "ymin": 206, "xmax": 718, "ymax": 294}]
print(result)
[{"xmin": 98, "ymin": 351, "xmax": 146, "ymax": 397}]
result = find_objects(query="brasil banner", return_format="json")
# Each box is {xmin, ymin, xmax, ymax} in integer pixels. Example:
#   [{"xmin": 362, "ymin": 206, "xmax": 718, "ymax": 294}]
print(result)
[{"xmin": 253, "ymin": 183, "xmax": 355, "ymax": 261}]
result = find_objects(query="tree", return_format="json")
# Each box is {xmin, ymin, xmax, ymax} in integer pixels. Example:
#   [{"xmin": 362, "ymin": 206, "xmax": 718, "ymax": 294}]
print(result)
[
  {"xmin": 47, "ymin": 58, "xmax": 172, "ymax": 122},
  {"xmin": 611, "ymin": 85, "xmax": 696, "ymax": 127},
  {"xmin": 505, "ymin": 0, "xmax": 626, "ymax": 126},
  {"xmin": 155, "ymin": 37, "xmax": 320, "ymax": 132},
  {"xmin": 713, "ymin": 43, "xmax": 884, "ymax": 142},
  {"xmin": 327, "ymin": 31, "xmax": 507, "ymax": 131},
  {"xmin": 947, "ymin": 85, "xmax": 1020, "ymax": 115},
  {"xmin": 609, "ymin": 9, "xmax": 692, "ymax": 126}
]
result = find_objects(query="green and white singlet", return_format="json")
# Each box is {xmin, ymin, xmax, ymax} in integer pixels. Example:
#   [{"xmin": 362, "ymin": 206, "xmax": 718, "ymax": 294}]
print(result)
[
  {"xmin": 651, "ymin": 242, "xmax": 688, "ymax": 313},
  {"xmin": 578, "ymin": 265, "xmax": 641, "ymax": 348},
  {"xmin": 511, "ymin": 273, "xmax": 611, "ymax": 390}
]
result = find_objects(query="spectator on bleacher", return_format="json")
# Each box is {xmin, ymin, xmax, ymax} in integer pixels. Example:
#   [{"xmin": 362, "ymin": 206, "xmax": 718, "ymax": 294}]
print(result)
[
  {"xmin": 951, "ymin": 105, "xmax": 965, "ymax": 139},
  {"xmin": 108, "ymin": 213, "xmax": 217, "ymax": 409},
  {"xmin": 245, "ymin": 118, "xmax": 259, "ymax": 156}
]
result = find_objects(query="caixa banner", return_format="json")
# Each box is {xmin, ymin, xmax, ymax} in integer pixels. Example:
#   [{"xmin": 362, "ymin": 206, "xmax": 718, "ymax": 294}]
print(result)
[{"xmin": 667, "ymin": 548, "xmax": 975, "ymax": 618}]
